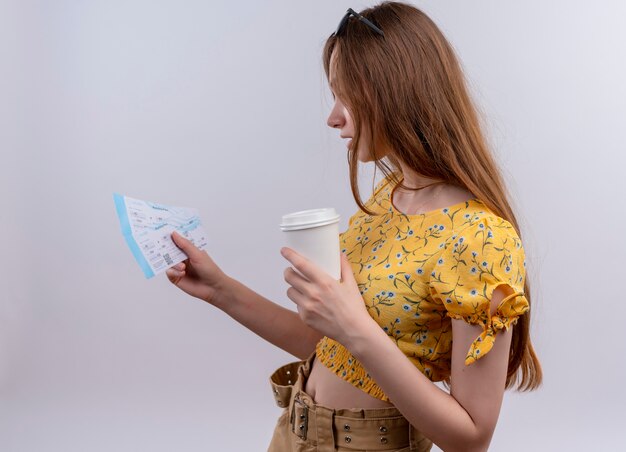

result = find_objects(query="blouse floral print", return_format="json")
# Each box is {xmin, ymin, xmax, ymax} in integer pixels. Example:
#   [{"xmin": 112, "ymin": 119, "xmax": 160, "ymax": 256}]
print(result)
[{"xmin": 315, "ymin": 172, "xmax": 529, "ymax": 402}]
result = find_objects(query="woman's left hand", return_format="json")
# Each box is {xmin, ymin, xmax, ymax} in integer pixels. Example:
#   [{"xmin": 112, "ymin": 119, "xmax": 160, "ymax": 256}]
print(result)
[{"xmin": 280, "ymin": 247, "xmax": 375, "ymax": 347}]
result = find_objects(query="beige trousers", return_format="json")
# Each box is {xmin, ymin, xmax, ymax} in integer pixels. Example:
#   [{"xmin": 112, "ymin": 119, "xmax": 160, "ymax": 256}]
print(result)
[{"xmin": 267, "ymin": 350, "xmax": 433, "ymax": 452}]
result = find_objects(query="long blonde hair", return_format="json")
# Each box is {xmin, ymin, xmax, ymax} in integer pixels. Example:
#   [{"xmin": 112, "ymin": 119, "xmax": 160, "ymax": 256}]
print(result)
[{"xmin": 323, "ymin": 1, "xmax": 542, "ymax": 391}]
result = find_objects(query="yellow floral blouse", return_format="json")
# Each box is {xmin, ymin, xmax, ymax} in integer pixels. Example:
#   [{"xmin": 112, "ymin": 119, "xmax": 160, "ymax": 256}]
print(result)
[{"xmin": 315, "ymin": 172, "xmax": 529, "ymax": 402}]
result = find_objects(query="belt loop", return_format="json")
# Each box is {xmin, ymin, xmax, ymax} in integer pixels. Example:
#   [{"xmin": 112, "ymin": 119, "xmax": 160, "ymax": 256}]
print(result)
[
  {"xmin": 315, "ymin": 405, "xmax": 335, "ymax": 450},
  {"xmin": 291, "ymin": 396, "xmax": 309, "ymax": 440}
]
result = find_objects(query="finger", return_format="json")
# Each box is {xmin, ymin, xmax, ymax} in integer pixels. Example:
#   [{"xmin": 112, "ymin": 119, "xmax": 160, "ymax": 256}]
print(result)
[
  {"xmin": 171, "ymin": 231, "xmax": 201, "ymax": 259},
  {"xmin": 173, "ymin": 262, "xmax": 186, "ymax": 271},
  {"xmin": 286, "ymin": 286, "xmax": 307, "ymax": 310},
  {"xmin": 166, "ymin": 268, "xmax": 185, "ymax": 282},
  {"xmin": 284, "ymin": 267, "xmax": 311, "ymax": 294},
  {"xmin": 280, "ymin": 248, "xmax": 324, "ymax": 285},
  {"xmin": 339, "ymin": 252, "xmax": 355, "ymax": 284}
]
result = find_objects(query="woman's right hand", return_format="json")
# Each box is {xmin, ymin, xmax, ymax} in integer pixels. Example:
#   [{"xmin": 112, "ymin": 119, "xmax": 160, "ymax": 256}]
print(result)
[{"xmin": 165, "ymin": 231, "xmax": 230, "ymax": 306}]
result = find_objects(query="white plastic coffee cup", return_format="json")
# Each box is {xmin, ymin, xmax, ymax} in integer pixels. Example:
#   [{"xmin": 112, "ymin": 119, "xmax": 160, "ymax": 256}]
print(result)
[{"xmin": 279, "ymin": 208, "xmax": 341, "ymax": 281}]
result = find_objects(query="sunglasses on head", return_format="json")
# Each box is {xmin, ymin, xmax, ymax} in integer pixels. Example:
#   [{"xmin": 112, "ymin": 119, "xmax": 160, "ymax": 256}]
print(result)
[{"xmin": 332, "ymin": 7, "xmax": 385, "ymax": 37}]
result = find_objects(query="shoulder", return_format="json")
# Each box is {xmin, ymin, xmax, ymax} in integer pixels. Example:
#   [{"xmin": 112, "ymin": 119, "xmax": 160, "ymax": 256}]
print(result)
[
  {"xmin": 474, "ymin": 215, "xmax": 523, "ymax": 248},
  {"xmin": 435, "ymin": 214, "xmax": 527, "ymax": 289},
  {"xmin": 446, "ymin": 203, "xmax": 521, "ymax": 238},
  {"xmin": 445, "ymin": 213, "xmax": 524, "ymax": 255}
]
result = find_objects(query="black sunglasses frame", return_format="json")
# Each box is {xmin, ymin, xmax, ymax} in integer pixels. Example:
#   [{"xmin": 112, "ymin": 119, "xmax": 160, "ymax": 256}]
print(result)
[{"xmin": 333, "ymin": 8, "xmax": 384, "ymax": 37}]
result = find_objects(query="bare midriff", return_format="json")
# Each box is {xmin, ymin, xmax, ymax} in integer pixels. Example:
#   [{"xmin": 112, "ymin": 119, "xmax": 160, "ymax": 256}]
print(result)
[{"xmin": 304, "ymin": 355, "xmax": 395, "ymax": 409}]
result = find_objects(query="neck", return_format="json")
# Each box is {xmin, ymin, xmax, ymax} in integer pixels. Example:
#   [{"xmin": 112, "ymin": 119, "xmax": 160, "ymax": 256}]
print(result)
[{"xmin": 394, "ymin": 166, "xmax": 444, "ymax": 195}]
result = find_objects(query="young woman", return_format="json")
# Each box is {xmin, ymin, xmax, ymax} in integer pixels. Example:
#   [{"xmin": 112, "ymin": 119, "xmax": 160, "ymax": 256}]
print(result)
[{"xmin": 166, "ymin": 2, "xmax": 542, "ymax": 451}]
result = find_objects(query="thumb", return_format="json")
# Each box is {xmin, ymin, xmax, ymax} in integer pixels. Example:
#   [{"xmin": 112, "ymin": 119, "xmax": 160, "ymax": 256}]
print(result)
[
  {"xmin": 339, "ymin": 252, "xmax": 355, "ymax": 283},
  {"xmin": 171, "ymin": 231, "xmax": 200, "ymax": 258}
]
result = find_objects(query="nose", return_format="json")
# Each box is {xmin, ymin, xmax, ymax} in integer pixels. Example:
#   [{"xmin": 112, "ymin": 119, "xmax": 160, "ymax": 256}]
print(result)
[{"xmin": 326, "ymin": 101, "xmax": 345, "ymax": 129}]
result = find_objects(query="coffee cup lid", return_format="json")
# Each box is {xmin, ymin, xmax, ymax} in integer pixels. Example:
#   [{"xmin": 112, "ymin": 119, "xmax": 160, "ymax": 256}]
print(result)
[{"xmin": 279, "ymin": 208, "xmax": 340, "ymax": 231}]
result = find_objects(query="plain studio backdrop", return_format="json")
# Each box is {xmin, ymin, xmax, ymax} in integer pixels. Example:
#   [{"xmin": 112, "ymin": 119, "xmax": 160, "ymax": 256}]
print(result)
[{"xmin": 1, "ymin": 0, "xmax": 625, "ymax": 450}]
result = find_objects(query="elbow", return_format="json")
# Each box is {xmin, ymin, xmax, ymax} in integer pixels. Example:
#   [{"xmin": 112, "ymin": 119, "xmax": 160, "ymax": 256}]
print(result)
[
  {"xmin": 443, "ymin": 428, "xmax": 493, "ymax": 452},
  {"xmin": 445, "ymin": 442, "xmax": 489, "ymax": 452},
  {"xmin": 466, "ymin": 429, "xmax": 494, "ymax": 452},
  {"xmin": 467, "ymin": 443, "xmax": 490, "ymax": 452}
]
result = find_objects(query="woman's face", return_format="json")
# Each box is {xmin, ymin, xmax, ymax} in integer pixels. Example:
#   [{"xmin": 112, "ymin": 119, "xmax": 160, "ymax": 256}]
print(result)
[
  {"xmin": 326, "ymin": 89, "xmax": 370, "ymax": 162},
  {"xmin": 326, "ymin": 52, "xmax": 383, "ymax": 163}
]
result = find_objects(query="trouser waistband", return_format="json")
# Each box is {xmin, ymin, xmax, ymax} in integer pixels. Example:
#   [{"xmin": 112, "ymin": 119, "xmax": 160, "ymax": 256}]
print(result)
[{"xmin": 269, "ymin": 352, "xmax": 422, "ymax": 451}]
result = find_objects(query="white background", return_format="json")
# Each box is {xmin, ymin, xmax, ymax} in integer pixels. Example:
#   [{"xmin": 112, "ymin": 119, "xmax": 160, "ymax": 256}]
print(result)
[{"xmin": 1, "ymin": 1, "xmax": 625, "ymax": 450}]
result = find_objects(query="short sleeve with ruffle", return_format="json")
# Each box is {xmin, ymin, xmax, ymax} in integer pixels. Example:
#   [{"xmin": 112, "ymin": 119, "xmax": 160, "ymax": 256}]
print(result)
[{"xmin": 428, "ymin": 215, "xmax": 529, "ymax": 365}]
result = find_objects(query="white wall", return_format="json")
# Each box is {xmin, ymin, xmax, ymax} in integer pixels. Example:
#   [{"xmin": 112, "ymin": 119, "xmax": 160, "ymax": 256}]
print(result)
[{"xmin": 1, "ymin": 1, "xmax": 625, "ymax": 450}]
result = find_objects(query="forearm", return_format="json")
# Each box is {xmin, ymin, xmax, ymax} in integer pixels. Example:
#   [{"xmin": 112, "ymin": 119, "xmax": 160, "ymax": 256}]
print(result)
[
  {"xmin": 347, "ymin": 320, "xmax": 487, "ymax": 452},
  {"xmin": 213, "ymin": 276, "xmax": 324, "ymax": 360}
]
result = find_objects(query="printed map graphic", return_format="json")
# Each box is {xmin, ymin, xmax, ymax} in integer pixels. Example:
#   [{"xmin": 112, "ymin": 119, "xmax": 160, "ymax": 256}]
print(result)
[{"xmin": 114, "ymin": 193, "xmax": 208, "ymax": 278}]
